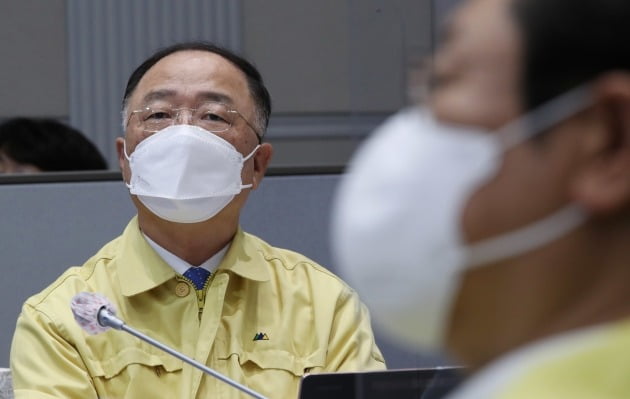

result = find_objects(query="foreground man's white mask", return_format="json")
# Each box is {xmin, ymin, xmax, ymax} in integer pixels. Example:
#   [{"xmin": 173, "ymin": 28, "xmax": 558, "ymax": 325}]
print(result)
[
  {"xmin": 124, "ymin": 124, "xmax": 259, "ymax": 223},
  {"xmin": 331, "ymin": 87, "xmax": 591, "ymax": 351}
]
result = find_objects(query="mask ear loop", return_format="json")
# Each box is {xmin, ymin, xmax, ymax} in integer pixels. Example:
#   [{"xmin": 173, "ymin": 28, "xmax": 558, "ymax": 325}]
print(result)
[
  {"xmin": 240, "ymin": 145, "xmax": 261, "ymax": 190},
  {"xmin": 497, "ymin": 85, "xmax": 594, "ymax": 151},
  {"xmin": 123, "ymin": 139, "xmax": 133, "ymax": 161},
  {"xmin": 243, "ymin": 145, "xmax": 260, "ymax": 162},
  {"xmin": 122, "ymin": 139, "xmax": 133, "ymax": 189},
  {"xmin": 466, "ymin": 203, "xmax": 587, "ymax": 267}
]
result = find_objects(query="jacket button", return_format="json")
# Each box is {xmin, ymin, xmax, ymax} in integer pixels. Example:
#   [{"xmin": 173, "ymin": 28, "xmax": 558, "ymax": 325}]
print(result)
[{"xmin": 175, "ymin": 282, "xmax": 190, "ymax": 297}]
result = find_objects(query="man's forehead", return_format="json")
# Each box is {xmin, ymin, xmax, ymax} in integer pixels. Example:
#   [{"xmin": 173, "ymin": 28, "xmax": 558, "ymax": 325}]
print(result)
[{"xmin": 129, "ymin": 50, "xmax": 249, "ymax": 106}]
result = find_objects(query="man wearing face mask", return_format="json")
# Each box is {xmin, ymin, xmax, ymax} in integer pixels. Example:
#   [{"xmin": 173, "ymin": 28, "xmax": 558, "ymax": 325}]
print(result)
[
  {"xmin": 10, "ymin": 42, "xmax": 385, "ymax": 399},
  {"xmin": 333, "ymin": 0, "xmax": 630, "ymax": 397}
]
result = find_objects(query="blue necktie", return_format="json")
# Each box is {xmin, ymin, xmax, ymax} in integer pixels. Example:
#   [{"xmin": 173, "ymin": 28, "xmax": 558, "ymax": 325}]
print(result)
[{"xmin": 183, "ymin": 267, "xmax": 211, "ymax": 290}]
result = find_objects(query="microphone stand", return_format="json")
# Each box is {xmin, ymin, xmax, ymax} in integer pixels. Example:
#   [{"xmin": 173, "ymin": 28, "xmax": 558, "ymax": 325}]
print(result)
[{"xmin": 98, "ymin": 308, "xmax": 268, "ymax": 399}]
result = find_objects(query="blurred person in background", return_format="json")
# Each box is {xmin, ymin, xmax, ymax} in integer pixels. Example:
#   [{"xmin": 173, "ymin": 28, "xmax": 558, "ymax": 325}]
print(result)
[
  {"xmin": 333, "ymin": 0, "xmax": 630, "ymax": 397},
  {"xmin": 0, "ymin": 117, "xmax": 107, "ymax": 173}
]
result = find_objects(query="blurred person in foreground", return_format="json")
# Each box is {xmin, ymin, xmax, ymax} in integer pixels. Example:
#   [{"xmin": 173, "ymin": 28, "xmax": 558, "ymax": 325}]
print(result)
[
  {"xmin": 10, "ymin": 42, "xmax": 384, "ymax": 399},
  {"xmin": 0, "ymin": 117, "xmax": 107, "ymax": 173},
  {"xmin": 333, "ymin": 0, "xmax": 630, "ymax": 397}
]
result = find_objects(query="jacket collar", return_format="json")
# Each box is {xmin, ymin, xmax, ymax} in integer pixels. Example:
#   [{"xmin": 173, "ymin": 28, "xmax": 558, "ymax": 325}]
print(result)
[
  {"xmin": 117, "ymin": 219, "xmax": 269, "ymax": 297},
  {"xmin": 117, "ymin": 217, "xmax": 176, "ymax": 297},
  {"xmin": 217, "ymin": 227, "xmax": 270, "ymax": 282}
]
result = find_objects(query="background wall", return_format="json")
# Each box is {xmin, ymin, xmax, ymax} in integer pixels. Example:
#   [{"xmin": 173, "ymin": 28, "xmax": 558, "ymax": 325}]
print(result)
[
  {"xmin": 0, "ymin": 0, "xmax": 447, "ymax": 169},
  {"xmin": 0, "ymin": 0, "xmax": 68, "ymax": 118}
]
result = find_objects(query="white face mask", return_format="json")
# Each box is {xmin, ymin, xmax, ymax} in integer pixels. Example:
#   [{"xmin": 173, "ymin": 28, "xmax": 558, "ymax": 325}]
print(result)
[
  {"xmin": 331, "ymin": 87, "xmax": 591, "ymax": 351},
  {"xmin": 124, "ymin": 124, "xmax": 259, "ymax": 223}
]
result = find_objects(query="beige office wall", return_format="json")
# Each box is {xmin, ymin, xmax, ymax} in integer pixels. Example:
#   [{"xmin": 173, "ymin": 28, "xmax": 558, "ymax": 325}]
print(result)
[{"xmin": 0, "ymin": 0, "xmax": 68, "ymax": 118}]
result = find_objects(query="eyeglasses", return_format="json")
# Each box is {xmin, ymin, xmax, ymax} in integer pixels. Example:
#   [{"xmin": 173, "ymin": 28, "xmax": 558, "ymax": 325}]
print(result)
[{"xmin": 127, "ymin": 102, "xmax": 262, "ymax": 143}]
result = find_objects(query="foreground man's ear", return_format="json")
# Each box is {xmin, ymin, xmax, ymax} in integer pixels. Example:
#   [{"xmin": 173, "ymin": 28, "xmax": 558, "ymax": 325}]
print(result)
[{"xmin": 572, "ymin": 72, "xmax": 630, "ymax": 214}]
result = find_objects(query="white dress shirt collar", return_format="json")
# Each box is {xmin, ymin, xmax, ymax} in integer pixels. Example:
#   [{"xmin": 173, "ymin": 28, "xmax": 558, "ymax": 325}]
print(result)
[{"xmin": 142, "ymin": 232, "xmax": 230, "ymax": 276}]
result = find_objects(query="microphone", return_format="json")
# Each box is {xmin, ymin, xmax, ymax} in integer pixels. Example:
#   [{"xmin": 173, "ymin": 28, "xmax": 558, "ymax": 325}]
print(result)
[{"xmin": 70, "ymin": 292, "xmax": 267, "ymax": 399}]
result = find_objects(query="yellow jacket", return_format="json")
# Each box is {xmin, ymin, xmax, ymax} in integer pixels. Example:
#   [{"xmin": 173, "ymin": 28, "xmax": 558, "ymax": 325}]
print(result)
[
  {"xmin": 447, "ymin": 320, "xmax": 630, "ymax": 399},
  {"xmin": 11, "ymin": 217, "xmax": 385, "ymax": 398}
]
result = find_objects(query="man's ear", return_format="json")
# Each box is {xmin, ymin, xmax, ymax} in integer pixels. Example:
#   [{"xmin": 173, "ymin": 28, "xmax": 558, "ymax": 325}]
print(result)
[
  {"xmin": 251, "ymin": 142, "xmax": 273, "ymax": 189},
  {"xmin": 572, "ymin": 72, "xmax": 630, "ymax": 214},
  {"xmin": 115, "ymin": 137, "xmax": 126, "ymax": 171}
]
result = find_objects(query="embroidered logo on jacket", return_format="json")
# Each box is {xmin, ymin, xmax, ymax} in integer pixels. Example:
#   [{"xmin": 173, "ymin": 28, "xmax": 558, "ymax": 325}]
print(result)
[{"xmin": 253, "ymin": 332, "xmax": 269, "ymax": 341}]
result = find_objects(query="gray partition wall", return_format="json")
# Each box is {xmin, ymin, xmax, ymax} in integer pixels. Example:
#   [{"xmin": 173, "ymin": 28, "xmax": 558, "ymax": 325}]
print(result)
[
  {"xmin": 0, "ymin": 0, "xmax": 435, "ymax": 169},
  {"xmin": 0, "ymin": 173, "xmax": 446, "ymax": 370}
]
